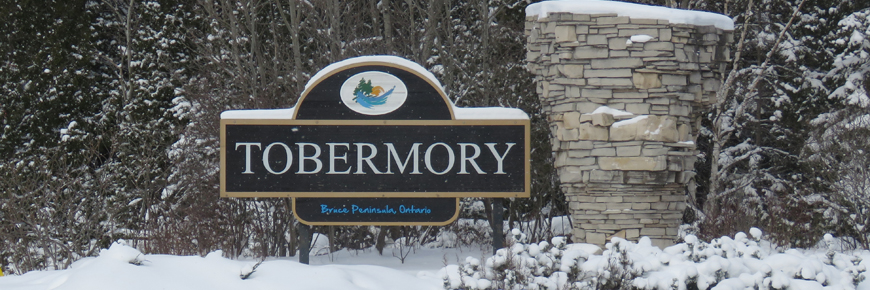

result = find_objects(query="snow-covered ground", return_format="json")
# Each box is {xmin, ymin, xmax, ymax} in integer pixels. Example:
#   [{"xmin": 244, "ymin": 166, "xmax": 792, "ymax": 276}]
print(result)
[
  {"xmin": 0, "ymin": 235, "xmax": 870, "ymax": 290},
  {"xmin": 309, "ymin": 244, "xmax": 490, "ymax": 285},
  {"xmin": 0, "ymin": 242, "xmax": 462, "ymax": 290},
  {"xmin": 2, "ymin": 230, "xmax": 868, "ymax": 290}
]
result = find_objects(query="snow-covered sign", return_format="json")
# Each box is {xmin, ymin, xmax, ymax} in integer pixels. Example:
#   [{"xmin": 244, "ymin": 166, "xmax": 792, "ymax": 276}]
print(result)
[{"xmin": 220, "ymin": 56, "xmax": 530, "ymax": 225}]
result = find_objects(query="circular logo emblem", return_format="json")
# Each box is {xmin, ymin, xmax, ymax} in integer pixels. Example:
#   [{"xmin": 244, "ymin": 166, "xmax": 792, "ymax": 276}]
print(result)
[{"xmin": 340, "ymin": 71, "xmax": 408, "ymax": 115}]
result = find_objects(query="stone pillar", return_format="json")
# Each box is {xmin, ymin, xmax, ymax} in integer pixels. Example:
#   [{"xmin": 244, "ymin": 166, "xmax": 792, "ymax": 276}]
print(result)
[{"xmin": 525, "ymin": 10, "xmax": 733, "ymax": 248}]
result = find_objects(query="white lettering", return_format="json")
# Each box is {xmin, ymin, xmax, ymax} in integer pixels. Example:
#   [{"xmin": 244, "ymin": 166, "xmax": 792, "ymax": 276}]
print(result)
[
  {"xmin": 326, "ymin": 143, "xmax": 351, "ymax": 174},
  {"xmin": 458, "ymin": 143, "xmax": 486, "ymax": 174},
  {"xmin": 355, "ymin": 143, "xmax": 383, "ymax": 174},
  {"xmin": 235, "ymin": 142, "xmax": 261, "ymax": 174},
  {"xmin": 296, "ymin": 143, "xmax": 323, "ymax": 174},
  {"xmin": 485, "ymin": 143, "xmax": 515, "ymax": 174},
  {"xmin": 236, "ymin": 141, "xmax": 516, "ymax": 176},
  {"xmin": 385, "ymin": 143, "xmax": 422, "ymax": 174},
  {"xmin": 262, "ymin": 142, "xmax": 292, "ymax": 174},
  {"xmin": 425, "ymin": 142, "xmax": 455, "ymax": 175}
]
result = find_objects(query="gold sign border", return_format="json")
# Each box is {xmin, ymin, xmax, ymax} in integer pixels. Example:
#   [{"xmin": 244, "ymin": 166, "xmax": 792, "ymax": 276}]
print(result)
[
  {"xmin": 220, "ymin": 119, "xmax": 531, "ymax": 198},
  {"xmin": 220, "ymin": 59, "xmax": 529, "ymax": 226}
]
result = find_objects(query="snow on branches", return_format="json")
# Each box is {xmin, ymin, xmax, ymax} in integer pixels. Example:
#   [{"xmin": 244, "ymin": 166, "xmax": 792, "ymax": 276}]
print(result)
[{"xmin": 442, "ymin": 229, "xmax": 866, "ymax": 290}]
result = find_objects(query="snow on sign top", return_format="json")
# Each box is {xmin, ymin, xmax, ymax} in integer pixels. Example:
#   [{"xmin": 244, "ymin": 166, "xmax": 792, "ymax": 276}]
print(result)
[
  {"xmin": 221, "ymin": 55, "xmax": 529, "ymax": 120},
  {"xmin": 219, "ymin": 105, "xmax": 530, "ymax": 120},
  {"xmin": 304, "ymin": 55, "xmax": 444, "ymax": 93},
  {"xmin": 526, "ymin": 0, "xmax": 735, "ymax": 31}
]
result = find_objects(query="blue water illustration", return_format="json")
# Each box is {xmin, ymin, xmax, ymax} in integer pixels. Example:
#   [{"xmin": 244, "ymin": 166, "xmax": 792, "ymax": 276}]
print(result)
[{"xmin": 355, "ymin": 86, "xmax": 395, "ymax": 108}]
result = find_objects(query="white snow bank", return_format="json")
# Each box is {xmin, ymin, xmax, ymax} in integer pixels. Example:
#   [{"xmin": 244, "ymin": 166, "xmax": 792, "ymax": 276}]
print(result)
[
  {"xmin": 586, "ymin": 105, "xmax": 634, "ymax": 117},
  {"xmin": 526, "ymin": 0, "xmax": 735, "ymax": 30},
  {"xmin": 99, "ymin": 242, "xmax": 145, "ymax": 265},
  {"xmin": 612, "ymin": 115, "xmax": 649, "ymax": 128},
  {"xmin": 454, "ymin": 107, "xmax": 529, "ymax": 120},
  {"xmin": 627, "ymin": 34, "xmax": 655, "ymax": 45},
  {"xmin": 0, "ymin": 243, "xmax": 441, "ymax": 290},
  {"xmin": 220, "ymin": 106, "xmax": 529, "ymax": 120},
  {"xmin": 305, "ymin": 55, "xmax": 445, "ymax": 93},
  {"xmin": 220, "ymin": 108, "xmax": 296, "ymax": 119}
]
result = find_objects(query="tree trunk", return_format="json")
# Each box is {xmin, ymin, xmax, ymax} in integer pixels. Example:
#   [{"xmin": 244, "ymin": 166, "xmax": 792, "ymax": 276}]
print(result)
[
  {"xmin": 381, "ymin": 0, "xmax": 393, "ymax": 53},
  {"xmin": 375, "ymin": 226, "xmax": 388, "ymax": 255}
]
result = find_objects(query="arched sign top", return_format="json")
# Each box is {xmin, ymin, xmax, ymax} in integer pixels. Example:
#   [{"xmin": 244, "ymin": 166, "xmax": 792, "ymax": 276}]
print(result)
[
  {"xmin": 304, "ymin": 56, "xmax": 446, "ymax": 93},
  {"xmin": 294, "ymin": 56, "xmax": 455, "ymax": 121},
  {"xmin": 219, "ymin": 55, "xmax": 531, "ymax": 228}
]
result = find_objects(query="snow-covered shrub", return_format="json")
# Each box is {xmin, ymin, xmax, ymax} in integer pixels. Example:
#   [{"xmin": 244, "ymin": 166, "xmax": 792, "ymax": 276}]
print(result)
[
  {"xmin": 239, "ymin": 260, "xmax": 262, "ymax": 280},
  {"xmin": 442, "ymin": 229, "xmax": 601, "ymax": 290},
  {"xmin": 432, "ymin": 218, "xmax": 493, "ymax": 248},
  {"xmin": 442, "ymin": 228, "xmax": 867, "ymax": 290},
  {"xmin": 99, "ymin": 241, "xmax": 146, "ymax": 266}
]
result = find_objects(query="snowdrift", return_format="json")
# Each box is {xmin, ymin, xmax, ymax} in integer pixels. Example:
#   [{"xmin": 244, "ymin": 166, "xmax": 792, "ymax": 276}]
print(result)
[
  {"xmin": 0, "ymin": 242, "xmax": 441, "ymax": 290},
  {"xmin": 1, "ymin": 229, "xmax": 869, "ymax": 290}
]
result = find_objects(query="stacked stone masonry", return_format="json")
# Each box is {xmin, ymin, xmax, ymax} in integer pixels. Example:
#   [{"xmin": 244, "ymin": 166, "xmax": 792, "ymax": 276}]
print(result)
[{"xmin": 525, "ymin": 12, "xmax": 732, "ymax": 249}]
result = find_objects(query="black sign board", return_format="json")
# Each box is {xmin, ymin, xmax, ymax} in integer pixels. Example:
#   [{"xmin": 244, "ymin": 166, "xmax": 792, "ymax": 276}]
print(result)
[
  {"xmin": 220, "ymin": 56, "xmax": 529, "ymax": 225},
  {"xmin": 222, "ymin": 121, "xmax": 527, "ymax": 197}
]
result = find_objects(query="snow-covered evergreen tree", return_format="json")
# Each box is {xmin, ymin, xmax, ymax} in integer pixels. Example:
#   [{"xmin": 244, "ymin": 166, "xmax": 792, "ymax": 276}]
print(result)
[
  {"xmin": 803, "ymin": 6, "xmax": 870, "ymax": 248},
  {"xmin": 693, "ymin": 0, "xmax": 867, "ymax": 247},
  {"xmin": 0, "ymin": 0, "xmax": 193, "ymax": 273}
]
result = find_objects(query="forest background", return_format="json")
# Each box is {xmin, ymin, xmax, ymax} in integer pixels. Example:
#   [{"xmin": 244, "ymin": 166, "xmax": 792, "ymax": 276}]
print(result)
[{"xmin": 1, "ymin": 0, "xmax": 868, "ymax": 275}]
